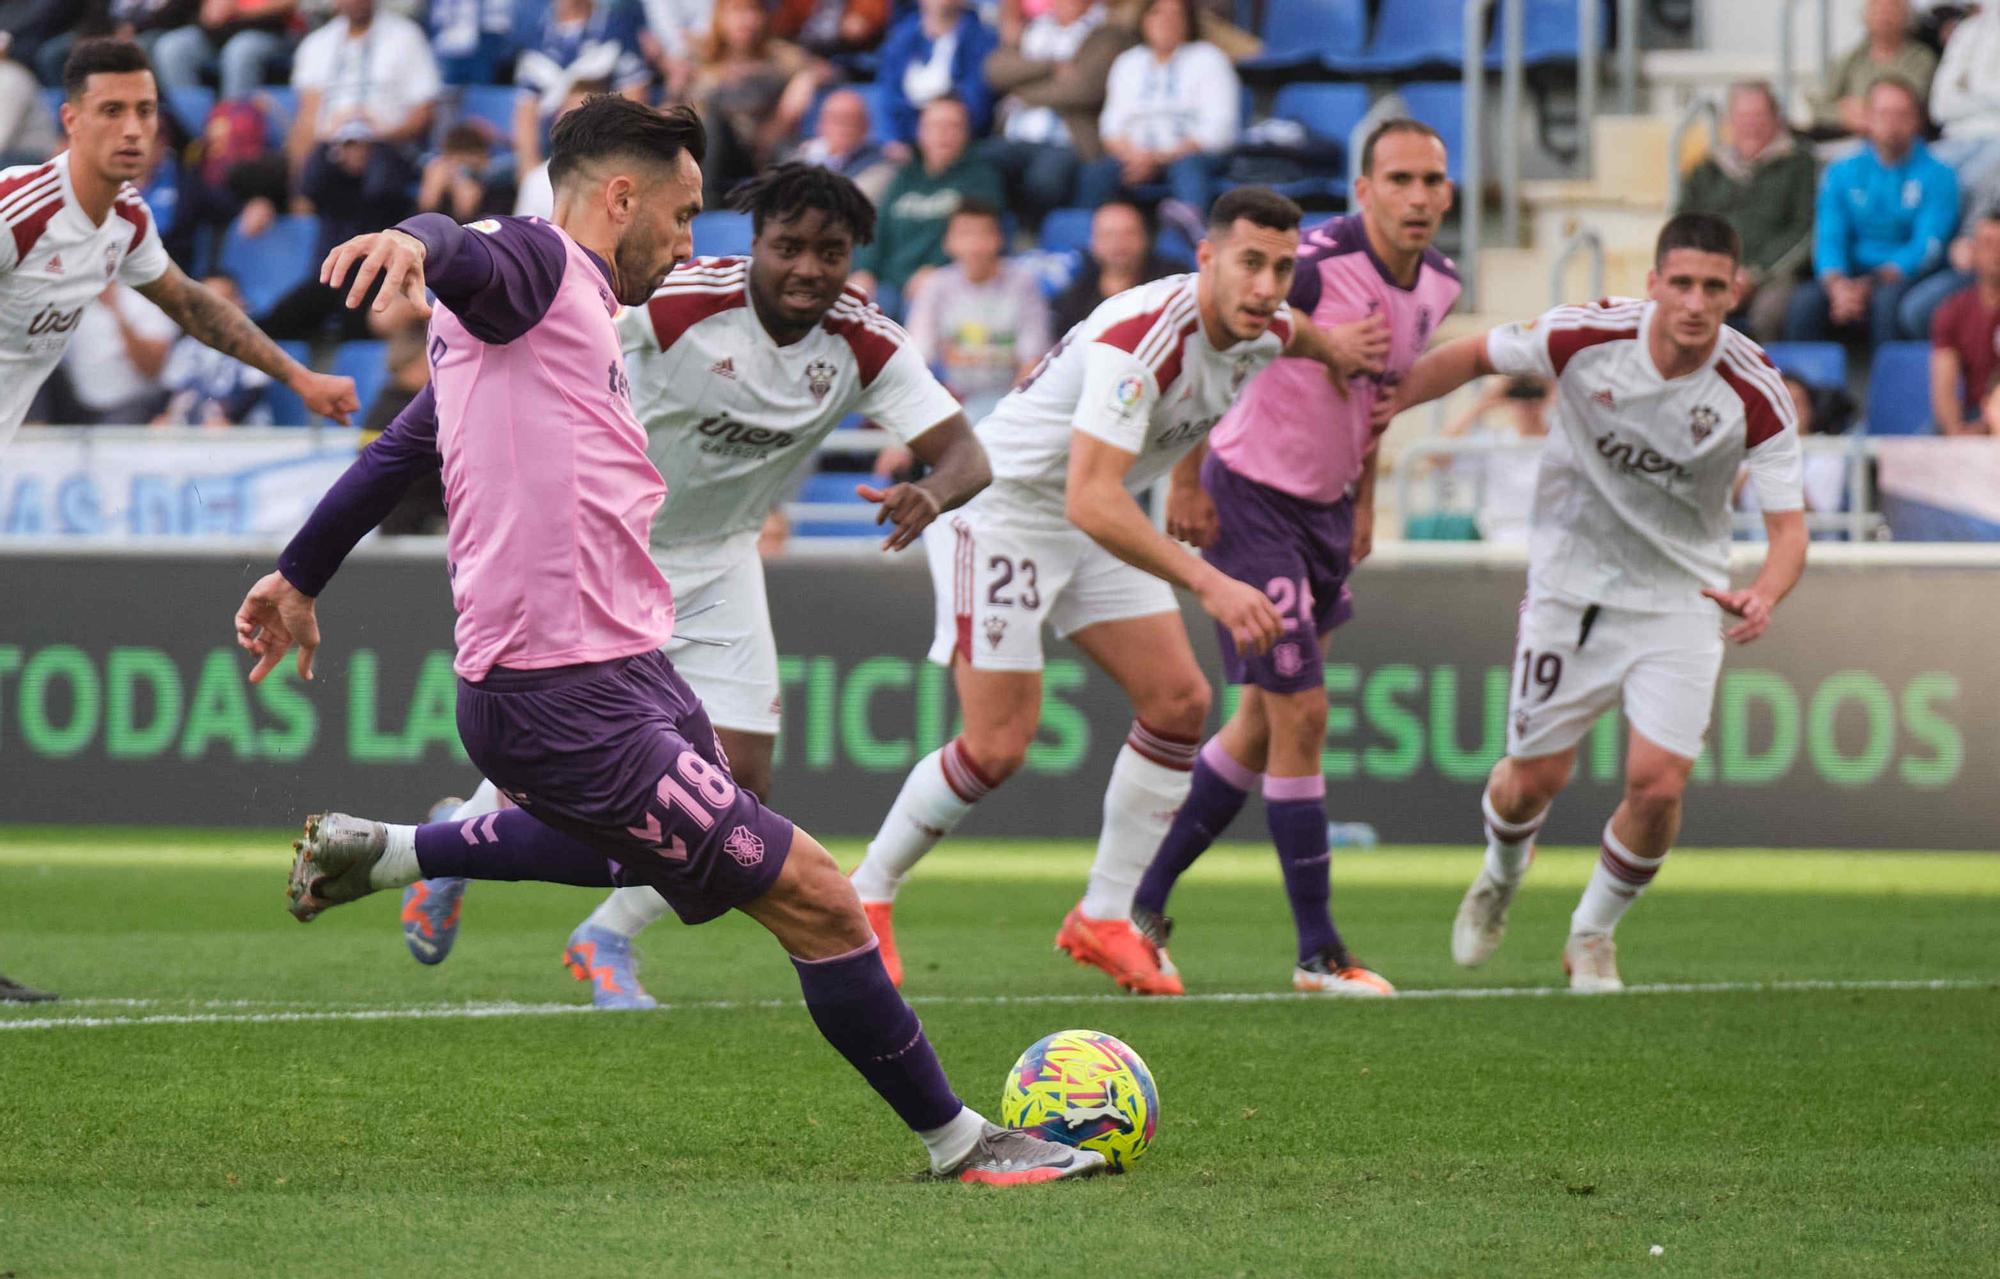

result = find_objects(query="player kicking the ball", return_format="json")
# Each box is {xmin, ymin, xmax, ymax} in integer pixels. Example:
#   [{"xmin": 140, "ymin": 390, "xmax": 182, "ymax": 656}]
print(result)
[
  {"xmin": 1127, "ymin": 119, "xmax": 1461, "ymax": 997},
  {"xmin": 1393, "ymin": 212, "xmax": 1807, "ymax": 991},
  {"xmin": 383, "ymin": 164, "xmax": 988, "ymax": 1007},
  {"xmin": 237, "ymin": 98, "xmax": 1096, "ymax": 1183},
  {"xmin": 847, "ymin": 187, "xmax": 1387, "ymax": 995}
]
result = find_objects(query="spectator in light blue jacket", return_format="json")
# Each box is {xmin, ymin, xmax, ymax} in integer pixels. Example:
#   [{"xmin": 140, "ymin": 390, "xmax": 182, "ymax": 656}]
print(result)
[
  {"xmin": 1786, "ymin": 77, "xmax": 1959, "ymax": 347},
  {"xmin": 875, "ymin": 0, "xmax": 997, "ymax": 146}
]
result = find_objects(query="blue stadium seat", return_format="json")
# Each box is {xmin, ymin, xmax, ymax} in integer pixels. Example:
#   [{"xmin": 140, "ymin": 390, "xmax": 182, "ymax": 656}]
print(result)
[
  {"xmin": 1272, "ymin": 83, "xmax": 1372, "ymax": 146},
  {"xmin": 220, "ymin": 214, "xmax": 320, "ymax": 317},
  {"xmin": 692, "ymin": 210, "xmax": 754, "ymax": 258},
  {"xmin": 164, "ymin": 86, "xmax": 215, "ymax": 134},
  {"xmin": 1038, "ymin": 207, "xmax": 1094, "ymax": 258},
  {"xmin": 1764, "ymin": 341, "xmax": 1846, "ymax": 390},
  {"xmin": 256, "ymin": 86, "xmax": 298, "ymax": 137},
  {"xmin": 1864, "ymin": 342, "xmax": 1934, "ymax": 435},
  {"xmin": 331, "ymin": 341, "xmax": 391, "ymax": 420},
  {"xmin": 1484, "ymin": 0, "xmax": 1609, "ymax": 70},
  {"xmin": 853, "ymin": 82, "xmax": 900, "ymax": 146},
  {"xmin": 456, "ymin": 83, "xmax": 520, "ymax": 143},
  {"xmin": 40, "ymin": 86, "xmax": 63, "ymax": 130},
  {"xmin": 1328, "ymin": 0, "xmax": 1473, "ymax": 74},
  {"xmin": 1394, "ymin": 83, "xmax": 1467, "ymax": 182},
  {"xmin": 260, "ymin": 340, "xmax": 314, "ymax": 427},
  {"xmin": 792, "ymin": 470, "xmax": 880, "ymax": 538},
  {"xmin": 1240, "ymin": 0, "xmax": 1368, "ymax": 73}
]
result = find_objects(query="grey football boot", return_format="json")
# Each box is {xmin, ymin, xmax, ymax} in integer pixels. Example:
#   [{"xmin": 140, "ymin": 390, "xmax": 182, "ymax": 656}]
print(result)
[
  {"xmin": 943, "ymin": 1123, "xmax": 1109, "ymax": 1185},
  {"xmin": 288, "ymin": 813, "xmax": 391, "ymax": 922}
]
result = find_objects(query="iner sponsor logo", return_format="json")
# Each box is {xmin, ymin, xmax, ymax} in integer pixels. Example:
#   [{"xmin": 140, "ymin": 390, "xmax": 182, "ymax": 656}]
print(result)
[
  {"xmin": 26, "ymin": 302, "xmax": 84, "ymax": 338},
  {"xmin": 696, "ymin": 413, "xmax": 799, "ymax": 457},
  {"xmin": 1594, "ymin": 431, "xmax": 1690, "ymax": 481}
]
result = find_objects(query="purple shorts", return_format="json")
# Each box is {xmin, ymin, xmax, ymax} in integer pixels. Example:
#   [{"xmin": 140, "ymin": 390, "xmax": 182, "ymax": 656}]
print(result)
[
  {"xmin": 456, "ymin": 649, "xmax": 793, "ymax": 925},
  {"xmin": 1201, "ymin": 451, "xmax": 1356, "ymax": 694}
]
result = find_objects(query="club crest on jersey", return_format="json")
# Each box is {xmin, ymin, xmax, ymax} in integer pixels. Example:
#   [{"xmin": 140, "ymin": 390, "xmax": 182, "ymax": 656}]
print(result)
[
  {"xmin": 983, "ymin": 615, "xmax": 1007, "ymax": 649},
  {"xmin": 723, "ymin": 825, "xmax": 766, "ymax": 867},
  {"xmin": 1272, "ymin": 642, "xmax": 1303, "ymax": 677},
  {"xmin": 1416, "ymin": 305, "xmax": 1433, "ymax": 345},
  {"xmin": 1689, "ymin": 404, "xmax": 1719, "ymax": 443},
  {"xmin": 103, "ymin": 243, "xmax": 120, "ymax": 278},
  {"xmin": 806, "ymin": 358, "xmax": 836, "ymax": 402}
]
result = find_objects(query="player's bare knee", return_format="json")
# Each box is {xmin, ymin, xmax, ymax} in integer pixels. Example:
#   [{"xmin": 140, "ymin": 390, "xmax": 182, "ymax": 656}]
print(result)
[
  {"xmin": 1139, "ymin": 675, "xmax": 1210, "ymax": 739},
  {"xmin": 1266, "ymin": 686, "xmax": 1328, "ymax": 754},
  {"xmin": 755, "ymin": 830, "xmax": 873, "ymax": 958},
  {"xmin": 959, "ymin": 728, "xmax": 1031, "ymax": 785},
  {"xmin": 1494, "ymin": 752, "xmax": 1572, "ymax": 815},
  {"xmin": 1624, "ymin": 767, "xmax": 1689, "ymax": 819}
]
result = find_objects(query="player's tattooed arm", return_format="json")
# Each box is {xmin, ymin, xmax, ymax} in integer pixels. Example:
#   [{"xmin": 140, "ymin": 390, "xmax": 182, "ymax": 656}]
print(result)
[
  {"xmin": 137, "ymin": 264, "xmax": 359, "ymax": 424},
  {"xmin": 858, "ymin": 412, "xmax": 990, "ymax": 552}
]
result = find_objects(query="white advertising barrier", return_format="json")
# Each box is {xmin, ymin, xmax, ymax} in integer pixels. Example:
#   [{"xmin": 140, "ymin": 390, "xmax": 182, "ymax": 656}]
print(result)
[{"xmin": 0, "ymin": 426, "xmax": 362, "ymax": 539}]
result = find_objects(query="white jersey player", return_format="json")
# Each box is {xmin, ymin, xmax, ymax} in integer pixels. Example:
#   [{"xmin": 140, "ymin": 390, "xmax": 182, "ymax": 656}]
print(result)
[
  {"xmin": 393, "ymin": 166, "xmax": 990, "ymax": 1008},
  {"xmin": 848, "ymin": 188, "xmax": 1386, "ymax": 995},
  {"xmin": 1394, "ymin": 212, "xmax": 1808, "ymax": 991},
  {"xmin": 0, "ymin": 39, "xmax": 354, "ymax": 452}
]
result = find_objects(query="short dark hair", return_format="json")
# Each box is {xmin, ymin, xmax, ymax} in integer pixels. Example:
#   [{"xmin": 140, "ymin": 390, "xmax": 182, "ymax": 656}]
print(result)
[
  {"xmin": 64, "ymin": 37, "xmax": 153, "ymax": 102},
  {"xmin": 548, "ymin": 97, "xmax": 705, "ymax": 192},
  {"xmin": 728, "ymin": 161, "xmax": 877, "ymax": 246},
  {"xmin": 1359, "ymin": 117, "xmax": 1446, "ymax": 176},
  {"xmin": 1867, "ymin": 73, "xmax": 1924, "ymax": 115},
  {"xmin": 1726, "ymin": 79, "xmax": 1782, "ymax": 117},
  {"xmin": 1654, "ymin": 211, "xmax": 1742, "ymax": 266},
  {"xmin": 441, "ymin": 123, "xmax": 488, "ymax": 155},
  {"xmin": 948, "ymin": 197, "xmax": 1004, "ymax": 231},
  {"xmin": 1137, "ymin": 0, "xmax": 1202, "ymax": 44},
  {"xmin": 1207, "ymin": 186, "xmax": 1303, "ymax": 236}
]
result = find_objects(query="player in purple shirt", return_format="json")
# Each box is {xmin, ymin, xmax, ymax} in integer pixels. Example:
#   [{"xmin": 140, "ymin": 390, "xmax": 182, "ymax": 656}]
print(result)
[
  {"xmin": 231, "ymin": 97, "xmax": 1100, "ymax": 1185},
  {"xmin": 1130, "ymin": 120, "xmax": 1461, "ymax": 996}
]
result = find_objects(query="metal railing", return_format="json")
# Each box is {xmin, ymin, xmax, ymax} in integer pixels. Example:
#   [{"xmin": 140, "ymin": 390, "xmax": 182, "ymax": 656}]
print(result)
[
  {"xmin": 1548, "ymin": 226, "xmax": 1606, "ymax": 305},
  {"xmin": 1777, "ymin": 0, "xmax": 1833, "ymax": 116},
  {"xmin": 1664, "ymin": 93, "xmax": 1721, "ymax": 211}
]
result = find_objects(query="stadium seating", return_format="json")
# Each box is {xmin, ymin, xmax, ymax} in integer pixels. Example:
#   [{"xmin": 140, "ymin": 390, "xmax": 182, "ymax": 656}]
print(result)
[
  {"xmin": 1392, "ymin": 83, "xmax": 1467, "ymax": 183},
  {"xmin": 454, "ymin": 84, "xmax": 520, "ymax": 150},
  {"xmin": 1239, "ymin": 0, "xmax": 1368, "ymax": 74},
  {"xmin": 255, "ymin": 86, "xmax": 298, "ymax": 137},
  {"xmin": 692, "ymin": 210, "xmax": 755, "ymax": 258},
  {"xmin": 1863, "ymin": 342, "xmax": 1935, "ymax": 435},
  {"xmin": 792, "ymin": 470, "xmax": 880, "ymax": 538},
  {"xmin": 1483, "ymin": 0, "xmax": 1609, "ymax": 69},
  {"xmin": 259, "ymin": 340, "xmax": 314, "ymax": 426},
  {"xmin": 1763, "ymin": 341, "xmax": 1846, "ymax": 390},
  {"xmin": 220, "ymin": 214, "xmax": 320, "ymax": 317},
  {"xmin": 1264, "ymin": 84, "xmax": 1368, "ymax": 203},
  {"xmin": 1327, "ymin": 0, "xmax": 1475, "ymax": 74},
  {"xmin": 330, "ymin": 341, "xmax": 390, "ymax": 417},
  {"xmin": 164, "ymin": 86, "xmax": 216, "ymax": 135}
]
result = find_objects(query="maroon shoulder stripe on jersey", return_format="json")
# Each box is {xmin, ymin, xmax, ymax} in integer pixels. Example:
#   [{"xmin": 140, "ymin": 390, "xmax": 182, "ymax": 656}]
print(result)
[
  {"xmin": 1148, "ymin": 311, "xmax": 1204, "ymax": 396},
  {"xmin": 6, "ymin": 193, "xmax": 63, "ymax": 262},
  {"xmin": 0, "ymin": 163, "xmax": 57, "ymax": 210},
  {"xmin": 1716, "ymin": 344, "xmax": 1791, "ymax": 447},
  {"xmin": 646, "ymin": 284, "xmax": 747, "ymax": 351},
  {"xmin": 1546, "ymin": 318, "xmax": 1638, "ymax": 377},
  {"xmin": 823, "ymin": 300, "xmax": 904, "ymax": 386},
  {"xmin": 1095, "ymin": 296, "xmax": 1188, "ymax": 363},
  {"xmin": 112, "ymin": 191, "xmax": 150, "ymax": 257}
]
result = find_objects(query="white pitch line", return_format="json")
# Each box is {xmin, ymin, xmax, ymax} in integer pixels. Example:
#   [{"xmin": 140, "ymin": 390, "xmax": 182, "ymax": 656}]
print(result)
[{"xmin": 0, "ymin": 978, "xmax": 1990, "ymax": 1033}]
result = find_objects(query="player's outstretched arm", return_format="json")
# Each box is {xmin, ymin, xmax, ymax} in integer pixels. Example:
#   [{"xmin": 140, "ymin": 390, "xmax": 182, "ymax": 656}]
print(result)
[
  {"xmin": 1396, "ymin": 333, "xmax": 1495, "ymax": 412},
  {"xmin": 136, "ymin": 263, "xmax": 359, "ymax": 425},
  {"xmin": 857, "ymin": 412, "xmax": 990, "ymax": 551},
  {"xmin": 1065, "ymin": 433, "xmax": 1284, "ymax": 654},
  {"xmin": 1703, "ymin": 509, "xmax": 1806, "ymax": 644},
  {"xmin": 1284, "ymin": 313, "xmax": 1390, "ymax": 387}
]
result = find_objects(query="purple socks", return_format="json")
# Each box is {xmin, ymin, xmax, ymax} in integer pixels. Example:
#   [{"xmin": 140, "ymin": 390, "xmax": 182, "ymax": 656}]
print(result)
[
  {"xmin": 793, "ymin": 938, "xmax": 963, "ymax": 1132},
  {"xmin": 1133, "ymin": 738, "xmax": 1260, "ymax": 916},
  {"xmin": 1265, "ymin": 774, "xmax": 1342, "ymax": 964},
  {"xmin": 414, "ymin": 808, "xmax": 619, "ymax": 886}
]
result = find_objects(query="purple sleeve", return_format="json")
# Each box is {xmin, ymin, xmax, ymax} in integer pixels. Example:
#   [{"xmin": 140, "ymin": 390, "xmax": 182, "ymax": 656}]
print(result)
[
  {"xmin": 277, "ymin": 384, "xmax": 441, "ymax": 597},
  {"xmin": 1287, "ymin": 253, "xmax": 1324, "ymax": 317},
  {"xmin": 396, "ymin": 213, "xmax": 568, "ymax": 345}
]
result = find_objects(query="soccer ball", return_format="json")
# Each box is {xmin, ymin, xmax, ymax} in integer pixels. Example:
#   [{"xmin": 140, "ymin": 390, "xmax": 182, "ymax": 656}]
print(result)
[{"xmin": 1000, "ymin": 1029, "xmax": 1158, "ymax": 1170}]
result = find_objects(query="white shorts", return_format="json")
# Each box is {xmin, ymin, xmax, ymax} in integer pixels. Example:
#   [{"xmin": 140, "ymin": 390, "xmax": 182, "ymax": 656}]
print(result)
[
  {"xmin": 1506, "ymin": 593, "xmax": 1725, "ymax": 761},
  {"xmin": 924, "ymin": 500, "xmax": 1177, "ymax": 672},
  {"xmin": 658, "ymin": 531, "xmax": 781, "ymax": 736}
]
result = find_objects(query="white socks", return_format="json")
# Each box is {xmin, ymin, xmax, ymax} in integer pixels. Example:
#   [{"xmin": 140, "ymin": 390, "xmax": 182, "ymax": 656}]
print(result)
[
  {"xmin": 851, "ymin": 739, "xmax": 993, "ymax": 903},
  {"xmin": 1571, "ymin": 822, "xmax": 1667, "ymax": 936},
  {"xmin": 369, "ymin": 823, "xmax": 421, "ymax": 889},
  {"xmin": 583, "ymin": 885, "xmax": 673, "ymax": 939},
  {"xmin": 1078, "ymin": 725, "xmax": 1197, "ymax": 921},
  {"xmin": 919, "ymin": 1105, "xmax": 990, "ymax": 1173},
  {"xmin": 1481, "ymin": 786, "xmax": 1547, "ymax": 886},
  {"xmin": 453, "ymin": 779, "xmax": 507, "ymax": 822}
]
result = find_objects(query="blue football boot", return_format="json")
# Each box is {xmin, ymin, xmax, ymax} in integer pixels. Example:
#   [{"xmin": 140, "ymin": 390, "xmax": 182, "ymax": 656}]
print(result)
[
  {"xmin": 561, "ymin": 924, "xmax": 659, "ymax": 1010},
  {"xmin": 402, "ymin": 797, "xmax": 469, "ymax": 965}
]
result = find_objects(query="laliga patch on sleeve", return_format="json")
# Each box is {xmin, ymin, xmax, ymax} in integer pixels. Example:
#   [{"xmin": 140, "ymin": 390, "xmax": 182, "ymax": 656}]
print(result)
[
  {"xmin": 469, "ymin": 219, "xmax": 502, "ymax": 234},
  {"xmin": 1111, "ymin": 373, "xmax": 1146, "ymax": 413}
]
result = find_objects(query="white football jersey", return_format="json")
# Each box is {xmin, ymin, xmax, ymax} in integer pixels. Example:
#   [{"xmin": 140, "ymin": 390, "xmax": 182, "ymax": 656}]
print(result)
[
  {"xmin": 1487, "ymin": 298, "xmax": 1804, "ymax": 613},
  {"xmin": 619, "ymin": 257, "xmax": 962, "ymax": 548},
  {"xmin": 975, "ymin": 272, "xmax": 1293, "ymax": 523},
  {"xmin": 0, "ymin": 151, "xmax": 171, "ymax": 448}
]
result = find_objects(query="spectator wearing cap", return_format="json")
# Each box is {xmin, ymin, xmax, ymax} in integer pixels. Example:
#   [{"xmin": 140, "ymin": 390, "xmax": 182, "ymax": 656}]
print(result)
[
  {"xmin": 905, "ymin": 199, "xmax": 1054, "ymax": 423},
  {"xmin": 787, "ymin": 86, "xmax": 897, "ymax": 203},
  {"xmin": 875, "ymin": 0, "xmax": 997, "ymax": 146},
  {"xmin": 1785, "ymin": 77, "xmax": 1958, "ymax": 348},
  {"xmin": 1808, "ymin": 0, "xmax": 1936, "ymax": 138},
  {"xmin": 1074, "ymin": 0, "xmax": 1237, "ymax": 218},
  {"xmin": 1049, "ymin": 199, "xmax": 1177, "ymax": 333},
  {"xmin": 983, "ymin": 0, "xmax": 1134, "ymax": 226},
  {"xmin": 1928, "ymin": 211, "xmax": 2000, "ymax": 436},
  {"xmin": 850, "ymin": 94, "xmax": 1004, "ymax": 319},
  {"xmin": 513, "ymin": 0, "xmax": 650, "ymax": 180},
  {"xmin": 1674, "ymin": 81, "xmax": 1816, "ymax": 341},
  {"xmin": 153, "ymin": 0, "xmax": 298, "ymax": 103}
]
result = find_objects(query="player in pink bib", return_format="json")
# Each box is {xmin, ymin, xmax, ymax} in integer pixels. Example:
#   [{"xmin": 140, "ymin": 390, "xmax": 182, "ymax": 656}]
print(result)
[{"xmin": 1131, "ymin": 120, "xmax": 1461, "ymax": 996}]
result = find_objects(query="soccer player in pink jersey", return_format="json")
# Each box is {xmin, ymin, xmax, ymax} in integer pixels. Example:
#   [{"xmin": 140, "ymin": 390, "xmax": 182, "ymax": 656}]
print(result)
[
  {"xmin": 1394, "ymin": 212, "xmax": 1808, "ymax": 991},
  {"xmin": 1128, "ymin": 120, "xmax": 1459, "ymax": 997},
  {"xmin": 233, "ymin": 98, "xmax": 1099, "ymax": 1184}
]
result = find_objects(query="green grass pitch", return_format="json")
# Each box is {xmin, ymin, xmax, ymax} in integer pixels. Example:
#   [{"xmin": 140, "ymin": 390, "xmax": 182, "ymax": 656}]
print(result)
[{"xmin": 3, "ymin": 830, "xmax": 1996, "ymax": 1278}]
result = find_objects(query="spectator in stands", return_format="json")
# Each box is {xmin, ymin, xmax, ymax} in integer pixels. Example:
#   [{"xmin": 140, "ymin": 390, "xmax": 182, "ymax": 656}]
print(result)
[
  {"xmin": 32, "ymin": 1, "xmax": 198, "ymax": 88},
  {"xmin": 0, "ymin": 1, "xmax": 77, "ymax": 82},
  {"xmin": 850, "ymin": 94, "xmax": 1003, "ymax": 317},
  {"xmin": 59, "ymin": 285, "xmax": 178, "ymax": 425},
  {"xmin": 1810, "ymin": 0, "xmax": 1936, "ymax": 138},
  {"xmin": 639, "ymin": 0, "xmax": 711, "ymax": 100},
  {"xmin": 786, "ymin": 86, "xmax": 896, "ymax": 202},
  {"xmin": 1074, "ymin": 0, "xmax": 1237, "ymax": 218},
  {"xmin": 687, "ymin": 0, "xmax": 829, "ymax": 203},
  {"xmin": 1928, "ymin": 211, "xmax": 2000, "ymax": 435},
  {"xmin": 418, "ymin": 122, "xmax": 514, "ymax": 221},
  {"xmin": 1049, "ymin": 198, "xmax": 1177, "ymax": 333},
  {"xmin": 1928, "ymin": 4, "xmax": 2000, "ymax": 211},
  {"xmin": 153, "ymin": 0, "xmax": 297, "ymax": 103},
  {"xmin": 1676, "ymin": 81, "xmax": 1816, "ymax": 342},
  {"xmin": 905, "ymin": 199, "xmax": 1054, "ymax": 423},
  {"xmin": 513, "ymin": 0, "xmax": 650, "ymax": 179},
  {"xmin": 367, "ymin": 300, "xmax": 448, "ymax": 533},
  {"xmin": 263, "ymin": 117, "xmax": 421, "ymax": 340},
  {"xmin": 176, "ymin": 94, "xmax": 287, "ymax": 265},
  {"xmin": 770, "ymin": 0, "xmax": 890, "ymax": 62},
  {"xmin": 512, "ymin": 78, "xmax": 604, "ymax": 218},
  {"xmin": 983, "ymin": 0, "xmax": 1133, "ymax": 226},
  {"xmin": 1736, "ymin": 373, "xmax": 1853, "ymax": 516},
  {"xmin": 1785, "ymin": 77, "xmax": 1958, "ymax": 347},
  {"xmin": 1441, "ymin": 374, "xmax": 1550, "ymax": 547},
  {"xmin": 429, "ymin": 0, "xmax": 515, "ymax": 86},
  {"xmin": 875, "ymin": 0, "xmax": 997, "ymax": 146},
  {"xmin": 154, "ymin": 273, "xmax": 274, "ymax": 426},
  {"xmin": 0, "ymin": 35, "xmax": 59, "ymax": 166}
]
